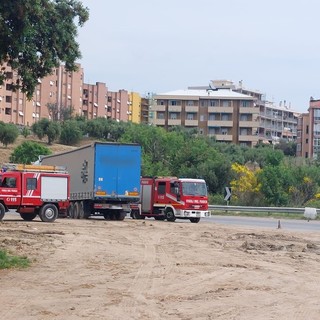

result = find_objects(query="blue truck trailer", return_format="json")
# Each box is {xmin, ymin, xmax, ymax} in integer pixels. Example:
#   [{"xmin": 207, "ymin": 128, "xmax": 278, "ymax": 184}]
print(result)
[{"xmin": 41, "ymin": 142, "xmax": 141, "ymax": 220}]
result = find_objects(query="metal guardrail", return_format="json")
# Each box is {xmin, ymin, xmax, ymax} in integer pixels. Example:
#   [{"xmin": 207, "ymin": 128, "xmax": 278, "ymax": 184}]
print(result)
[{"xmin": 208, "ymin": 205, "xmax": 320, "ymax": 215}]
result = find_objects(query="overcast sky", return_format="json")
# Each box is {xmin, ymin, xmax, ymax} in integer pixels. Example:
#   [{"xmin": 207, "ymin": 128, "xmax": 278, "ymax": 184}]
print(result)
[{"xmin": 77, "ymin": 0, "xmax": 320, "ymax": 112}]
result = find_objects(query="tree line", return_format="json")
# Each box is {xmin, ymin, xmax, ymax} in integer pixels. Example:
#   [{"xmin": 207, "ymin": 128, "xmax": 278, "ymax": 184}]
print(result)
[{"xmin": 3, "ymin": 116, "xmax": 320, "ymax": 209}]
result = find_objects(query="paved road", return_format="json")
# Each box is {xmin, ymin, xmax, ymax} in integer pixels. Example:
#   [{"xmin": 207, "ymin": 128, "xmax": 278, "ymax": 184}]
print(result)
[
  {"xmin": 203, "ymin": 215, "xmax": 320, "ymax": 232},
  {"xmin": 5, "ymin": 210, "xmax": 320, "ymax": 232}
]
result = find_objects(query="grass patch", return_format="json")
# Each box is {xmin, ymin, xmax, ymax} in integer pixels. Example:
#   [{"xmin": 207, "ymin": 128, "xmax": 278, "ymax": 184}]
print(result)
[
  {"xmin": 0, "ymin": 249, "xmax": 30, "ymax": 269},
  {"xmin": 211, "ymin": 210, "xmax": 314, "ymax": 220}
]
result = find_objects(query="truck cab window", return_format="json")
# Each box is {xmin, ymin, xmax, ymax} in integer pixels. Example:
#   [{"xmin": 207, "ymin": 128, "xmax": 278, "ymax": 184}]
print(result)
[
  {"xmin": 1, "ymin": 177, "xmax": 17, "ymax": 188},
  {"xmin": 27, "ymin": 178, "xmax": 37, "ymax": 190},
  {"xmin": 158, "ymin": 182, "xmax": 166, "ymax": 194}
]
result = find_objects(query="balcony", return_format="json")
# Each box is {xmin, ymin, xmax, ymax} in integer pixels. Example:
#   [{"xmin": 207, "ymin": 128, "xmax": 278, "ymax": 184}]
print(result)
[
  {"xmin": 185, "ymin": 106, "xmax": 198, "ymax": 112},
  {"xmin": 239, "ymin": 107, "xmax": 259, "ymax": 114},
  {"xmin": 185, "ymin": 119, "xmax": 199, "ymax": 126},
  {"xmin": 153, "ymin": 118, "xmax": 165, "ymax": 125},
  {"xmin": 213, "ymin": 120, "xmax": 233, "ymax": 127},
  {"xmin": 153, "ymin": 105, "xmax": 166, "ymax": 112},
  {"xmin": 214, "ymin": 134, "xmax": 233, "ymax": 141},
  {"xmin": 239, "ymin": 121, "xmax": 258, "ymax": 128},
  {"xmin": 168, "ymin": 119, "xmax": 182, "ymax": 126},
  {"xmin": 168, "ymin": 105, "xmax": 181, "ymax": 112},
  {"xmin": 239, "ymin": 135, "xmax": 260, "ymax": 143},
  {"xmin": 208, "ymin": 106, "xmax": 232, "ymax": 113}
]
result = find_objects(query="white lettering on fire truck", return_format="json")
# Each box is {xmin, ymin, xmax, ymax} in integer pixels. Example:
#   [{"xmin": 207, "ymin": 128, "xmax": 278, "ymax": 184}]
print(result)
[
  {"xmin": 6, "ymin": 197, "xmax": 17, "ymax": 202},
  {"xmin": 186, "ymin": 199, "xmax": 207, "ymax": 204}
]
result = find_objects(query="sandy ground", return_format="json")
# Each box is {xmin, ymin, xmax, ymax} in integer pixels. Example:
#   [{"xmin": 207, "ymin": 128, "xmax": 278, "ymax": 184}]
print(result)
[{"xmin": 1, "ymin": 215, "xmax": 320, "ymax": 320}]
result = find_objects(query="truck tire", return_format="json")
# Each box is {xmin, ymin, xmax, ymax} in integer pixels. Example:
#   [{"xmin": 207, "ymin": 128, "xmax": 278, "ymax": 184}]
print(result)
[
  {"xmin": 116, "ymin": 210, "xmax": 126, "ymax": 221},
  {"xmin": 165, "ymin": 209, "xmax": 176, "ymax": 222},
  {"xmin": 131, "ymin": 209, "xmax": 145, "ymax": 220},
  {"xmin": 0, "ymin": 203, "xmax": 5, "ymax": 220},
  {"xmin": 83, "ymin": 201, "xmax": 92, "ymax": 219},
  {"xmin": 39, "ymin": 204, "xmax": 58, "ymax": 222},
  {"xmin": 20, "ymin": 213, "xmax": 37, "ymax": 221},
  {"xmin": 68, "ymin": 203, "xmax": 74, "ymax": 218},
  {"xmin": 190, "ymin": 218, "xmax": 200, "ymax": 223},
  {"xmin": 78, "ymin": 201, "xmax": 85, "ymax": 219},
  {"xmin": 73, "ymin": 202, "xmax": 81, "ymax": 219}
]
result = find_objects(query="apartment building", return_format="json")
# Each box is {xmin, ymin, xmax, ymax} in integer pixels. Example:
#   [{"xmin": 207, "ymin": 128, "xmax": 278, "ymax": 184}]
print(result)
[
  {"xmin": 296, "ymin": 98, "xmax": 320, "ymax": 159},
  {"xmin": 0, "ymin": 63, "xmax": 144, "ymax": 126},
  {"xmin": 151, "ymin": 80, "xmax": 300, "ymax": 147}
]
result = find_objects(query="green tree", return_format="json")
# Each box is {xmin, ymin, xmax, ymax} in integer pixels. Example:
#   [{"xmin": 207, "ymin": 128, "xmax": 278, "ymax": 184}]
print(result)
[
  {"xmin": 21, "ymin": 127, "xmax": 31, "ymax": 138},
  {"xmin": 46, "ymin": 121, "xmax": 61, "ymax": 145},
  {"xmin": 60, "ymin": 120, "xmax": 82, "ymax": 145},
  {"xmin": 10, "ymin": 141, "xmax": 51, "ymax": 164},
  {"xmin": 0, "ymin": 123, "xmax": 19, "ymax": 147},
  {"xmin": 0, "ymin": 1, "xmax": 89, "ymax": 99},
  {"xmin": 257, "ymin": 165, "xmax": 292, "ymax": 206},
  {"xmin": 31, "ymin": 118, "xmax": 61, "ymax": 144}
]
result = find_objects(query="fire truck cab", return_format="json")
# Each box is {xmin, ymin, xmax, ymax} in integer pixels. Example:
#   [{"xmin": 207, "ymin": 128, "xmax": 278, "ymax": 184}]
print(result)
[
  {"xmin": 131, "ymin": 177, "xmax": 210, "ymax": 223},
  {"xmin": 0, "ymin": 164, "xmax": 70, "ymax": 222}
]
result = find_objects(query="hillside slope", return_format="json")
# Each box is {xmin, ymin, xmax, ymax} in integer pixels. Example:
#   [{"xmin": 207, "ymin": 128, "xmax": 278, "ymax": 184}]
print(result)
[{"xmin": 0, "ymin": 135, "xmax": 92, "ymax": 165}]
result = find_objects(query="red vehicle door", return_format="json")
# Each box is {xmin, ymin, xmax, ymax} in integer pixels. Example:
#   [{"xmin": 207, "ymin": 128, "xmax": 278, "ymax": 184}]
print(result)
[
  {"xmin": 0, "ymin": 171, "xmax": 22, "ymax": 208},
  {"xmin": 20, "ymin": 172, "xmax": 42, "ymax": 206}
]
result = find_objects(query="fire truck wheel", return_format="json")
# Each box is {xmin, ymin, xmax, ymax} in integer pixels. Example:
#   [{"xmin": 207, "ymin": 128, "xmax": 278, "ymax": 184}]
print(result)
[
  {"xmin": 0, "ymin": 203, "xmax": 5, "ymax": 220},
  {"xmin": 20, "ymin": 213, "xmax": 37, "ymax": 221},
  {"xmin": 190, "ymin": 218, "xmax": 200, "ymax": 223},
  {"xmin": 39, "ymin": 204, "xmax": 58, "ymax": 222},
  {"xmin": 165, "ymin": 209, "xmax": 176, "ymax": 222}
]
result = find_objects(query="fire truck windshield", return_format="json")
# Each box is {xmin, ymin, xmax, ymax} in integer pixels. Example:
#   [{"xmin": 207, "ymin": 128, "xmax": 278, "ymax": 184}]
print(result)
[{"xmin": 182, "ymin": 181, "xmax": 207, "ymax": 196}]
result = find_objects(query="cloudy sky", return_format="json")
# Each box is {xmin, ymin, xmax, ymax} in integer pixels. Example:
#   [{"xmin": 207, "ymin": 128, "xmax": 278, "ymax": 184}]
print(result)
[{"xmin": 77, "ymin": 0, "xmax": 320, "ymax": 112}]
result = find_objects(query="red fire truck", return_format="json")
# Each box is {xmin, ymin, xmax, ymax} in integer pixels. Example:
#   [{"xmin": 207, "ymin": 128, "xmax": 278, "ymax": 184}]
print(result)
[
  {"xmin": 130, "ymin": 177, "xmax": 210, "ymax": 223},
  {"xmin": 0, "ymin": 164, "xmax": 70, "ymax": 222}
]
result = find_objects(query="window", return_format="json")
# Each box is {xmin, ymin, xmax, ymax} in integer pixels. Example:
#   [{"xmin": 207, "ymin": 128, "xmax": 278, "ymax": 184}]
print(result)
[
  {"xmin": 169, "ymin": 100, "xmax": 177, "ymax": 106},
  {"xmin": 221, "ymin": 128, "xmax": 228, "ymax": 135},
  {"xmin": 240, "ymin": 100, "xmax": 250, "ymax": 107},
  {"xmin": 222, "ymin": 100, "xmax": 231, "ymax": 107},
  {"xmin": 186, "ymin": 113, "xmax": 194, "ymax": 120},
  {"xmin": 5, "ymin": 96, "xmax": 12, "ymax": 103},
  {"xmin": 240, "ymin": 114, "xmax": 248, "ymax": 121},
  {"xmin": 187, "ymin": 100, "xmax": 194, "ymax": 106},
  {"xmin": 157, "ymin": 112, "xmax": 165, "ymax": 119},
  {"xmin": 200, "ymin": 100, "xmax": 208, "ymax": 107},
  {"xmin": 159, "ymin": 100, "xmax": 165, "ymax": 105},
  {"xmin": 208, "ymin": 113, "xmax": 216, "ymax": 121},
  {"xmin": 1, "ymin": 177, "xmax": 16, "ymax": 188},
  {"xmin": 240, "ymin": 128, "xmax": 248, "ymax": 135},
  {"xmin": 170, "ymin": 182, "xmax": 179, "ymax": 194},
  {"xmin": 6, "ymin": 84, "xmax": 13, "ymax": 91},
  {"xmin": 158, "ymin": 182, "xmax": 166, "ymax": 194},
  {"xmin": 306, "ymin": 139, "xmax": 309, "ymax": 144},
  {"xmin": 5, "ymin": 108, "xmax": 11, "ymax": 115},
  {"xmin": 200, "ymin": 115, "xmax": 205, "ymax": 121},
  {"xmin": 107, "ymin": 96, "xmax": 112, "ymax": 102},
  {"xmin": 209, "ymin": 100, "xmax": 218, "ymax": 107},
  {"xmin": 27, "ymin": 178, "xmax": 37, "ymax": 190},
  {"xmin": 221, "ymin": 114, "xmax": 229, "ymax": 121},
  {"xmin": 170, "ymin": 112, "xmax": 177, "ymax": 120}
]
